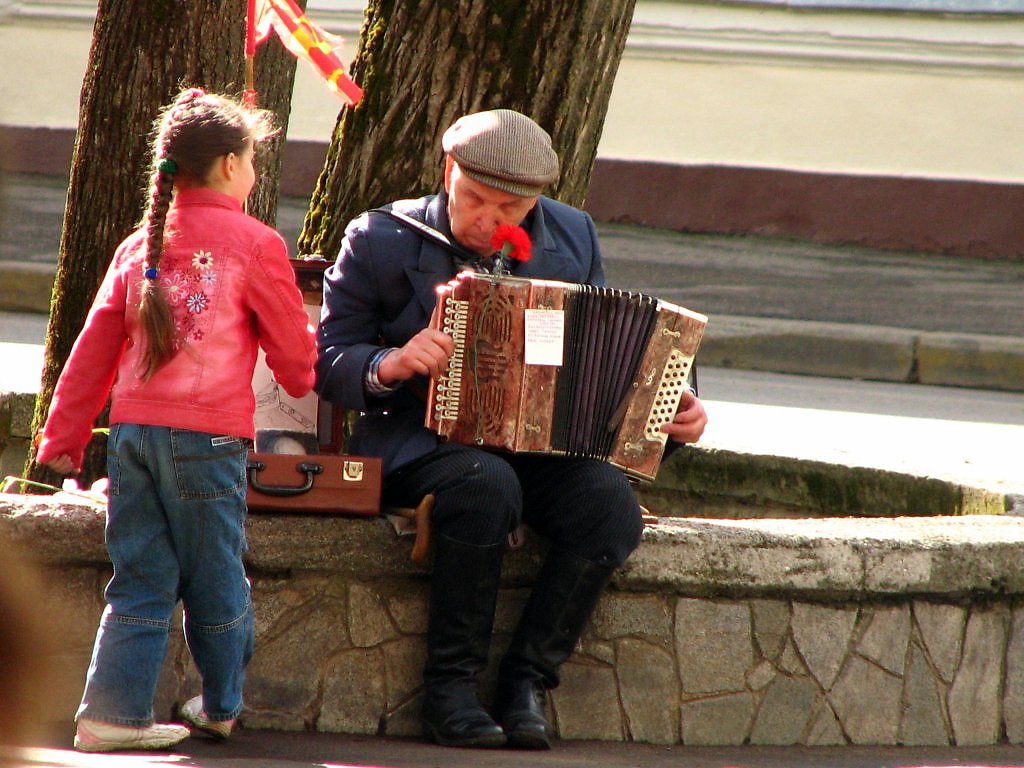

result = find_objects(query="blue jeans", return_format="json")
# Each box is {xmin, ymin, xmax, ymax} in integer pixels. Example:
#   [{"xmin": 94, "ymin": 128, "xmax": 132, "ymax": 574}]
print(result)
[{"xmin": 76, "ymin": 425, "xmax": 254, "ymax": 726}]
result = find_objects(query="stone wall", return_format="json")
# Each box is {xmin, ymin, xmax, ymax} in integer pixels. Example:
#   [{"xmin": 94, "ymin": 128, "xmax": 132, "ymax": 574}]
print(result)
[
  {"xmin": 5, "ymin": 494, "xmax": 1024, "ymax": 746},
  {"xmin": 0, "ymin": 392, "xmax": 33, "ymax": 481}
]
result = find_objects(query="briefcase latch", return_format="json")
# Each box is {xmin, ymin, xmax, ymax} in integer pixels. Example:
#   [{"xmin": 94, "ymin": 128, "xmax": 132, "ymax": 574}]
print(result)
[{"xmin": 343, "ymin": 461, "xmax": 365, "ymax": 482}]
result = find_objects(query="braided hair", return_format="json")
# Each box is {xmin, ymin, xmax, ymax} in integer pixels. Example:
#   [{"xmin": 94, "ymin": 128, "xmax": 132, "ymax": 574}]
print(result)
[{"xmin": 136, "ymin": 87, "xmax": 277, "ymax": 379}]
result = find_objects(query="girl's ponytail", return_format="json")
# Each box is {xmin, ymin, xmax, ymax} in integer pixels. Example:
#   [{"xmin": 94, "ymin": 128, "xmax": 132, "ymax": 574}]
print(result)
[
  {"xmin": 136, "ymin": 155, "xmax": 178, "ymax": 379},
  {"xmin": 134, "ymin": 87, "xmax": 276, "ymax": 379}
]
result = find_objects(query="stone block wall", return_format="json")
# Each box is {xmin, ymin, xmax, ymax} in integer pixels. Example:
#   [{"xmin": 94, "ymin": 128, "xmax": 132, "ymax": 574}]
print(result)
[
  {"xmin": 243, "ymin": 574, "xmax": 1024, "ymax": 747},
  {"xmin": 0, "ymin": 392, "xmax": 34, "ymax": 481},
  {"xmin": 6, "ymin": 496, "xmax": 1024, "ymax": 747}
]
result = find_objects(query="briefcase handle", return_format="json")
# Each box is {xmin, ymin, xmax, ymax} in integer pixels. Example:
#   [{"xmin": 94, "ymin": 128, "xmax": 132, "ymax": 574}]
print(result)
[{"xmin": 247, "ymin": 459, "xmax": 324, "ymax": 497}]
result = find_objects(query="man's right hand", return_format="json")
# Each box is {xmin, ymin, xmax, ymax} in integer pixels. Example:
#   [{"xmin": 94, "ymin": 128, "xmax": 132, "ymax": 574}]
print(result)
[{"xmin": 377, "ymin": 328, "xmax": 454, "ymax": 384}]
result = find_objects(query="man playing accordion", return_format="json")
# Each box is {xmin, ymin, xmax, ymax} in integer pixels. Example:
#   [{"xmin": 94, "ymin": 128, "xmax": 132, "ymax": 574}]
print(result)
[{"xmin": 315, "ymin": 108, "xmax": 708, "ymax": 750}]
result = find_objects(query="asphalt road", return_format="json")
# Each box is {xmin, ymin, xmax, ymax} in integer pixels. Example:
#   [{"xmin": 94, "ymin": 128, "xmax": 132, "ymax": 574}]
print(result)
[
  {"xmin": 6, "ymin": 172, "xmax": 1024, "ymax": 338},
  {"xmin": 597, "ymin": 224, "xmax": 1024, "ymax": 338}
]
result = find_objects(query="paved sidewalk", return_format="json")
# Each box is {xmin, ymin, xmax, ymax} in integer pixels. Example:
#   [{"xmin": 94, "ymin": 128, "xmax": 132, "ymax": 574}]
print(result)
[{"xmin": 9, "ymin": 726, "xmax": 1024, "ymax": 768}]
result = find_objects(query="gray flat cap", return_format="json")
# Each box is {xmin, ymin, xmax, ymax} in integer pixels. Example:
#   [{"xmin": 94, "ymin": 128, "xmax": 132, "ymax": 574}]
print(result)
[{"xmin": 442, "ymin": 109, "xmax": 560, "ymax": 197}]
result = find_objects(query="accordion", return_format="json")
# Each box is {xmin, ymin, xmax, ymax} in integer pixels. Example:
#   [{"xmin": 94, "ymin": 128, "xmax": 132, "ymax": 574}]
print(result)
[{"xmin": 425, "ymin": 272, "xmax": 707, "ymax": 481}]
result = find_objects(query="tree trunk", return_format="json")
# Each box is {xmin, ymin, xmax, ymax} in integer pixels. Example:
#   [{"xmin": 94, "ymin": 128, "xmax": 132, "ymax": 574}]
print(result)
[
  {"xmin": 27, "ymin": 0, "xmax": 300, "ymax": 487},
  {"xmin": 297, "ymin": 0, "xmax": 636, "ymax": 261}
]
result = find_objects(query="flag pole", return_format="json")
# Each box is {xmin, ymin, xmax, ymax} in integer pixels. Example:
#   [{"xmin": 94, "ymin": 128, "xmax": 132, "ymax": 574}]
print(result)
[{"xmin": 244, "ymin": 0, "xmax": 258, "ymax": 107}]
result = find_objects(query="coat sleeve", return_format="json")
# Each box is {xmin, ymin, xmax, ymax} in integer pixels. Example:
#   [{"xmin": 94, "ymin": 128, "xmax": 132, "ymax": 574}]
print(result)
[
  {"xmin": 314, "ymin": 217, "xmax": 387, "ymax": 413},
  {"xmin": 581, "ymin": 210, "xmax": 607, "ymax": 287},
  {"xmin": 246, "ymin": 230, "xmax": 317, "ymax": 399},
  {"xmin": 36, "ymin": 249, "xmax": 132, "ymax": 470}
]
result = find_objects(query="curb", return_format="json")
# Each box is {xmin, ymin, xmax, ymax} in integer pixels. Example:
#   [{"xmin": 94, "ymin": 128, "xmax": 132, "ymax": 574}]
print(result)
[{"xmin": 702, "ymin": 315, "xmax": 1024, "ymax": 393}]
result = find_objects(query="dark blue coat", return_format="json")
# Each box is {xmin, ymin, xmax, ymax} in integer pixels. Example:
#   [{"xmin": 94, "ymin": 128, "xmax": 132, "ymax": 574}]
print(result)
[{"xmin": 315, "ymin": 190, "xmax": 605, "ymax": 475}]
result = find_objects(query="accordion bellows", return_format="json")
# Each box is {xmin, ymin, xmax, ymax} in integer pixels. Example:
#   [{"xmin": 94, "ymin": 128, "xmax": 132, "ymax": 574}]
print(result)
[{"xmin": 426, "ymin": 272, "xmax": 707, "ymax": 481}]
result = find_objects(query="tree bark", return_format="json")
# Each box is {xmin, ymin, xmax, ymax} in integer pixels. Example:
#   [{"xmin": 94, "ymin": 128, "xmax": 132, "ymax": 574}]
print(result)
[
  {"xmin": 297, "ymin": 0, "xmax": 636, "ymax": 261},
  {"xmin": 27, "ymin": 0, "xmax": 300, "ymax": 486}
]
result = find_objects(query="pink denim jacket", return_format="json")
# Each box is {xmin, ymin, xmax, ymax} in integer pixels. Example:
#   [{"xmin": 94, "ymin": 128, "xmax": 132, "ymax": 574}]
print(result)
[{"xmin": 38, "ymin": 187, "xmax": 316, "ymax": 470}]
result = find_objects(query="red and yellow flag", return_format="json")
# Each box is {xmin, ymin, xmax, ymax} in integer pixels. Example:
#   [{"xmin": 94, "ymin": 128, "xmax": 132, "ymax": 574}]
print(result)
[{"xmin": 252, "ymin": 0, "xmax": 363, "ymax": 106}]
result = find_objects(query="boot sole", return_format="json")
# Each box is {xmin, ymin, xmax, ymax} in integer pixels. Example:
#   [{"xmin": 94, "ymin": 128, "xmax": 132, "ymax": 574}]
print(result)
[
  {"xmin": 425, "ymin": 723, "xmax": 507, "ymax": 749},
  {"xmin": 505, "ymin": 726, "xmax": 551, "ymax": 750}
]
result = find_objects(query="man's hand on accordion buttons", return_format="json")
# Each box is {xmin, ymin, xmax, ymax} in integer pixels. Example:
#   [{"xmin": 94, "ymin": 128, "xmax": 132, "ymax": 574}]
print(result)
[
  {"xmin": 378, "ymin": 328, "xmax": 455, "ymax": 384},
  {"xmin": 662, "ymin": 389, "xmax": 707, "ymax": 445}
]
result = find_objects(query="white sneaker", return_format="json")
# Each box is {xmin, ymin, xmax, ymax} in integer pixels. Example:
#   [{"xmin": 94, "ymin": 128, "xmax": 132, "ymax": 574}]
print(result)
[
  {"xmin": 74, "ymin": 718, "xmax": 190, "ymax": 753},
  {"xmin": 178, "ymin": 695, "xmax": 235, "ymax": 739}
]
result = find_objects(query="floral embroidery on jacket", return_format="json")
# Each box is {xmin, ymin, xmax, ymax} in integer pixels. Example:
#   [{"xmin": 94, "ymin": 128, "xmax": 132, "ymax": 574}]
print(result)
[
  {"xmin": 192, "ymin": 250, "xmax": 214, "ymax": 272},
  {"xmin": 163, "ymin": 273, "xmax": 190, "ymax": 305},
  {"xmin": 185, "ymin": 292, "xmax": 209, "ymax": 314},
  {"xmin": 160, "ymin": 247, "xmax": 219, "ymax": 345}
]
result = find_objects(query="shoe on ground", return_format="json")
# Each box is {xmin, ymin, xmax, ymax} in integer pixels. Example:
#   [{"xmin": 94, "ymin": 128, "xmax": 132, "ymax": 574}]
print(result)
[
  {"xmin": 178, "ymin": 695, "xmax": 236, "ymax": 739},
  {"xmin": 74, "ymin": 718, "xmax": 191, "ymax": 753},
  {"xmin": 496, "ymin": 679, "xmax": 552, "ymax": 750},
  {"xmin": 421, "ymin": 691, "xmax": 506, "ymax": 748}
]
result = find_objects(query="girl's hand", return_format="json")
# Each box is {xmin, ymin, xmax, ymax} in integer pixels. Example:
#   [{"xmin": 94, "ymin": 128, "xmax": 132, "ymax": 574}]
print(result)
[{"xmin": 42, "ymin": 454, "xmax": 76, "ymax": 475}]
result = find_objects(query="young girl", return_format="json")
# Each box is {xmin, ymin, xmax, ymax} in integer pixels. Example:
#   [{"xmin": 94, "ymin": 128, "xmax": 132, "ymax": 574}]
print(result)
[{"xmin": 36, "ymin": 87, "xmax": 317, "ymax": 753}]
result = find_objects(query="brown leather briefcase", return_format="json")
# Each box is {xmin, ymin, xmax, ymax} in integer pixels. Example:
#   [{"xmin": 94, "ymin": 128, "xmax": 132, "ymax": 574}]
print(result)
[
  {"xmin": 246, "ymin": 258, "xmax": 383, "ymax": 516},
  {"xmin": 245, "ymin": 452, "xmax": 382, "ymax": 516}
]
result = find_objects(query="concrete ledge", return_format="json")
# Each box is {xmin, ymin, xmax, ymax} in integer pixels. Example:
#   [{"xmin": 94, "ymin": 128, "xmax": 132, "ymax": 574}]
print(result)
[
  {"xmin": 0, "ymin": 388, "xmax": 1014, "ymax": 523},
  {"xmin": 8, "ymin": 497, "xmax": 1022, "ymax": 601},
  {"xmin": 645, "ymin": 446, "xmax": 1008, "ymax": 520},
  {"xmin": 2, "ymin": 384, "xmax": 1011, "ymax": 522},
  {"xmin": 625, "ymin": 515, "xmax": 1024, "ymax": 600},
  {"xmin": 6, "ymin": 494, "xmax": 1024, "ymax": 745}
]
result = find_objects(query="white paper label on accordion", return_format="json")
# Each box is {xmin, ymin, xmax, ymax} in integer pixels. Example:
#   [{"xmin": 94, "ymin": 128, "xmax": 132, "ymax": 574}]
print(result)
[{"xmin": 524, "ymin": 309, "xmax": 564, "ymax": 366}]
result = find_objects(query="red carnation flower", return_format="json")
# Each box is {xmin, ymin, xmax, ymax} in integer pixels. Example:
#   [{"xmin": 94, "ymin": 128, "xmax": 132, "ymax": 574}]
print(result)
[{"xmin": 490, "ymin": 224, "xmax": 532, "ymax": 264}]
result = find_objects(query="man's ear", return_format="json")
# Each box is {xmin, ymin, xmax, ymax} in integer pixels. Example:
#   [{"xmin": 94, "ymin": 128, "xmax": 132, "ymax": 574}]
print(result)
[{"xmin": 443, "ymin": 155, "xmax": 454, "ymax": 193}]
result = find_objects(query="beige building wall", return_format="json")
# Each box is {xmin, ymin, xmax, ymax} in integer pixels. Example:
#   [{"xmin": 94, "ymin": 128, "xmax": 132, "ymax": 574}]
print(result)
[
  {"xmin": 606, "ymin": 2, "xmax": 1024, "ymax": 184},
  {"xmin": 608, "ymin": 58, "xmax": 1024, "ymax": 183},
  {"xmin": 2, "ymin": 0, "xmax": 1022, "ymax": 184}
]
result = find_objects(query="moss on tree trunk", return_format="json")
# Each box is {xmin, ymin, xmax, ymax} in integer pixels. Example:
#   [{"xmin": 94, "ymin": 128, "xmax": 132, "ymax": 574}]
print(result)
[{"xmin": 298, "ymin": 0, "xmax": 636, "ymax": 261}]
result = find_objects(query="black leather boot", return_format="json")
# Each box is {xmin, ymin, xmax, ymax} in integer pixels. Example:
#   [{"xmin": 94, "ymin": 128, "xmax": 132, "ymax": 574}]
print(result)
[
  {"xmin": 421, "ymin": 534, "xmax": 507, "ymax": 748},
  {"xmin": 496, "ymin": 547, "xmax": 614, "ymax": 749}
]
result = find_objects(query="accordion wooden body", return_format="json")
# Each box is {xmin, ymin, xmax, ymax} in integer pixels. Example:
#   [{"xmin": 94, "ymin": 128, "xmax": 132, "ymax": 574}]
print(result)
[{"xmin": 425, "ymin": 272, "xmax": 708, "ymax": 481}]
